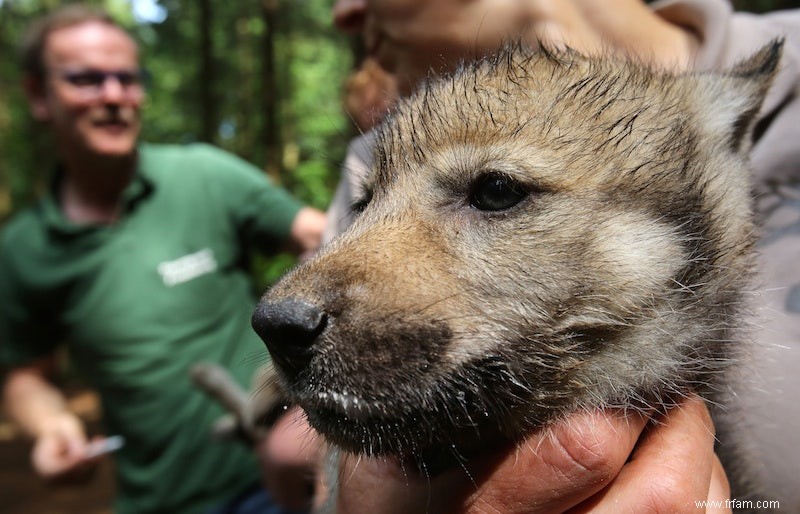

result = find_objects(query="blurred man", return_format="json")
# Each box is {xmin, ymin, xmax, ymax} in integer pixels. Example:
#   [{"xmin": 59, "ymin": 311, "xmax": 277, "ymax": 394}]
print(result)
[{"xmin": 0, "ymin": 5, "xmax": 324, "ymax": 513}]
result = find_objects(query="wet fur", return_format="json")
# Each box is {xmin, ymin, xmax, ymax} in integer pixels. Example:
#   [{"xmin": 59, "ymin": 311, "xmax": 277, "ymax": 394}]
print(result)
[{"xmin": 254, "ymin": 42, "xmax": 782, "ymax": 509}]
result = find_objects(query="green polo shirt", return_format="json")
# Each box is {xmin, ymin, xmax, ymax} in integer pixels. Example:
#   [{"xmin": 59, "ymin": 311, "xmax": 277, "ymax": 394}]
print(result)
[{"xmin": 0, "ymin": 143, "xmax": 303, "ymax": 513}]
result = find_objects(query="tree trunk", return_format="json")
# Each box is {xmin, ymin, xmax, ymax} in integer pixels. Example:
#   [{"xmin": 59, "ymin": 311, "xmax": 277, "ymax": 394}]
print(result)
[
  {"xmin": 199, "ymin": 0, "xmax": 217, "ymax": 143},
  {"xmin": 261, "ymin": 0, "xmax": 283, "ymax": 181}
]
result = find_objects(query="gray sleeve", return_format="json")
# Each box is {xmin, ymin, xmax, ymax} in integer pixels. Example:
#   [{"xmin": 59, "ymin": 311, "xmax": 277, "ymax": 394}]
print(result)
[
  {"xmin": 323, "ymin": 131, "xmax": 377, "ymax": 244},
  {"xmin": 654, "ymin": 0, "xmax": 800, "ymax": 184}
]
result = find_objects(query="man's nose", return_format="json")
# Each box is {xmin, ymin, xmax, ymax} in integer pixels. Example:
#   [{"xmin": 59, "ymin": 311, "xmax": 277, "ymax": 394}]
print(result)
[
  {"xmin": 332, "ymin": 0, "xmax": 367, "ymax": 34},
  {"xmin": 99, "ymin": 76, "xmax": 126, "ymax": 103}
]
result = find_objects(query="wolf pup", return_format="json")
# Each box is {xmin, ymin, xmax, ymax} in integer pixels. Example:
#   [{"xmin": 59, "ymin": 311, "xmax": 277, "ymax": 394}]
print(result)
[{"xmin": 253, "ymin": 42, "xmax": 781, "ymax": 508}]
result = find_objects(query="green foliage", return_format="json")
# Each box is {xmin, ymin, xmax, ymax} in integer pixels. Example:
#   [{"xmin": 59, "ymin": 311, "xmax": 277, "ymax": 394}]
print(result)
[
  {"xmin": 252, "ymin": 252, "xmax": 298, "ymax": 291},
  {"xmin": 282, "ymin": 28, "xmax": 352, "ymax": 209}
]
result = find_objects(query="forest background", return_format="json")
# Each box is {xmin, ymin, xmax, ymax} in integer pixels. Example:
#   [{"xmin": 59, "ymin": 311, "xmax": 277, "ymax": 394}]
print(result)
[{"xmin": 1, "ymin": 0, "xmax": 799, "ymax": 286}]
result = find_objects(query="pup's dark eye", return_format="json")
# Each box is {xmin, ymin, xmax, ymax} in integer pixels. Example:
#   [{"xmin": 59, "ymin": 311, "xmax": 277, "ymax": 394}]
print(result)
[
  {"xmin": 350, "ymin": 191, "xmax": 372, "ymax": 215},
  {"xmin": 469, "ymin": 173, "xmax": 528, "ymax": 211}
]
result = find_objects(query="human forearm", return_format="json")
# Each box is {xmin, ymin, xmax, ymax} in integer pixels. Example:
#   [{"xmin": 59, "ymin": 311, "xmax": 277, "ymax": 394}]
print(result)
[
  {"xmin": 285, "ymin": 206, "xmax": 327, "ymax": 258},
  {"xmin": 2, "ymin": 360, "xmax": 95, "ymax": 482},
  {"xmin": 2, "ymin": 359, "xmax": 82, "ymax": 440}
]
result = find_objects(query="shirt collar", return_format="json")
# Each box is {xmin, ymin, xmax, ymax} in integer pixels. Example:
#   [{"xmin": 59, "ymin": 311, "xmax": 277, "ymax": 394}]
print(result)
[{"xmin": 43, "ymin": 146, "xmax": 155, "ymax": 236}]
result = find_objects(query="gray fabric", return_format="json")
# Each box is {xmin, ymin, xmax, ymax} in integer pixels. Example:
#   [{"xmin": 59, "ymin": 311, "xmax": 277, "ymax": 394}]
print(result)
[
  {"xmin": 323, "ymin": 131, "xmax": 376, "ymax": 245},
  {"xmin": 653, "ymin": 1, "xmax": 800, "ymax": 508}
]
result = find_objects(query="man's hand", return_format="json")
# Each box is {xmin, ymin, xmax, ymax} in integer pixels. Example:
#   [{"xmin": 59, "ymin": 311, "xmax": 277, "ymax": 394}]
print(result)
[
  {"xmin": 286, "ymin": 207, "xmax": 327, "ymax": 260},
  {"xmin": 31, "ymin": 412, "xmax": 100, "ymax": 484},
  {"xmin": 335, "ymin": 396, "xmax": 730, "ymax": 513},
  {"xmin": 3, "ymin": 357, "xmax": 102, "ymax": 485}
]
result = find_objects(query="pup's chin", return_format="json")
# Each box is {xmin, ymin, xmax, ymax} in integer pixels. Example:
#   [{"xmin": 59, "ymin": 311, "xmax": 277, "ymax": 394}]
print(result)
[{"xmin": 300, "ymin": 396, "xmax": 511, "ymax": 476}]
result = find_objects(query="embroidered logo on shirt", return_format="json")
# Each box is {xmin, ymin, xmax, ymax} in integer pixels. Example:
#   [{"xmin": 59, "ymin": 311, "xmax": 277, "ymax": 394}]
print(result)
[{"xmin": 157, "ymin": 249, "xmax": 218, "ymax": 287}]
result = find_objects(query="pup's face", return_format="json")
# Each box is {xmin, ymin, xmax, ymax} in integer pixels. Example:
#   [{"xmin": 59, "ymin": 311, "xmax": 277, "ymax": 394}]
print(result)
[{"xmin": 254, "ymin": 46, "xmax": 774, "ymax": 466}]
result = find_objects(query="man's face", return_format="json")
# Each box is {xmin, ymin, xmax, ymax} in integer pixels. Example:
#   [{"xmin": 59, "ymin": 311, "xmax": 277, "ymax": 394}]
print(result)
[
  {"xmin": 333, "ymin": 0, "xmax": 530, "ymax": 95},
  {"xmin": 31, "ymin": 21, "xmax": 143, "ymax": 160}
]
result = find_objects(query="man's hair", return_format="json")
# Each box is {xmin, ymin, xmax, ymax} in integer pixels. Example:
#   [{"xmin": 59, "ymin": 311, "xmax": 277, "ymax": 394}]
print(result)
[{"xmin": 19, "ymin": 4, "xmax": 125, "ymax": 78}]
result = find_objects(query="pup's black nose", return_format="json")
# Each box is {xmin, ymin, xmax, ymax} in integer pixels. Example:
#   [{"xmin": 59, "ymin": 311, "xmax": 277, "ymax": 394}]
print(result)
[{"xmin": 251, "ymin": 298, "xmax": 327, "ymax": 371}]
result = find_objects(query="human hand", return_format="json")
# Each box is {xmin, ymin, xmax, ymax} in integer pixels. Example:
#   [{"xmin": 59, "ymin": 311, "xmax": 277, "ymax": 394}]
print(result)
[
  {"xmin": 256, "ymin": 406, "xmax": 323, "ymax": 510},
  {"xmin": 31, "ymin": 412, "xmax": 100, "ymax": 485},
  {"xmin": 287, "ymin": 207, "xmax": 328, "ymax": 261},
  {"xmin": 335, "ymin": 395, "xmax": 730, "ymax": 513}
]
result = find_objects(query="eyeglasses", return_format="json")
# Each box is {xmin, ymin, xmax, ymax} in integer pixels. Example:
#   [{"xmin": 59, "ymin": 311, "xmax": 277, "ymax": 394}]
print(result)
[{"xmin": 50, "ymin": 69, "xmax": 146, "ymax": 97}]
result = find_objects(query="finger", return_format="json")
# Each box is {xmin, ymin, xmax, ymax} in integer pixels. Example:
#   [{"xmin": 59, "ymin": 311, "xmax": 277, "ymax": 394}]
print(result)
[
  {"xmin": 264, "ymin": 407, "xmax": 321, "ymax": 464},
  {"xmin": 33, "ymin": 439, "xmax": 97, "ymax": 484},
  {"xmin": 259, "ymin": 407, "xmax": 321, "ymax": 509},
  {"xmin": 460, "ymin": 409, "xmax": 649, "ymax": 514},
  {"xmin": 67, "ymin": 435, "xmax": 92, "ymax": 460},
  {"xmin": 336, "ymin": 453, "xmax": 458, "ymax": 514},
  {"xmin": 705, "ymin": 455, "xmax": 732, "ymax": 514},
  {"xmin": 575, "ymin": 396, "xmax": 718, "ymax": 513},
  {"xmin": 336, "ymin": 409, "xmax": 649, "ymax": 514},
  {"xmin": 32, "ymin": 434, "xmax": 76, "ymax": 476}
]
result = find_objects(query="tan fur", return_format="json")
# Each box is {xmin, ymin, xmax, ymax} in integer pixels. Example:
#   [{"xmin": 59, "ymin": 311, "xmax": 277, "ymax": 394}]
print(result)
[{"xmin": 253, "ymin": 42, "xmax": 782, "ymax": 508}]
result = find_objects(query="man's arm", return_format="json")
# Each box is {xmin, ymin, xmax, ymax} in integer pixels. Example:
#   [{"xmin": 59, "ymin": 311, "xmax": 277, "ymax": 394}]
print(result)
[
  {"xmin": 283, "ymin": 206, "xmax": 327, "ymax": 259},
  {"xmin": 2, "ymin": 356, "xmax": 94, "ymax": 483}
]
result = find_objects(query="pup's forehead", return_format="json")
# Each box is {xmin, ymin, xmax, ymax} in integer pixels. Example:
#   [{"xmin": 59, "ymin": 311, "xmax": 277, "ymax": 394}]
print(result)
[
  {"xmin": 370, "ymin": 48, "xmax": 697, "ymax": 194},
  {"xmin": 373, "ymin": 139, "xmax": 567, "ymax": 191}
]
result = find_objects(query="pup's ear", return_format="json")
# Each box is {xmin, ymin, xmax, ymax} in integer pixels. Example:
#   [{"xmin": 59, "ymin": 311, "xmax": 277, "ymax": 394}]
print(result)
[{"xmin": 693, "ymin": 39, "xmax": 782, "ymax": 154}]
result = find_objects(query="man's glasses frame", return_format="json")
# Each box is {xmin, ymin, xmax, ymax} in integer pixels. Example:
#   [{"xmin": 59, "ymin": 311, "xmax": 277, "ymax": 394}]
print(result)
[{"xmin": 48, "ymin": 68, "xmax": 147, "ymax": 98}]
